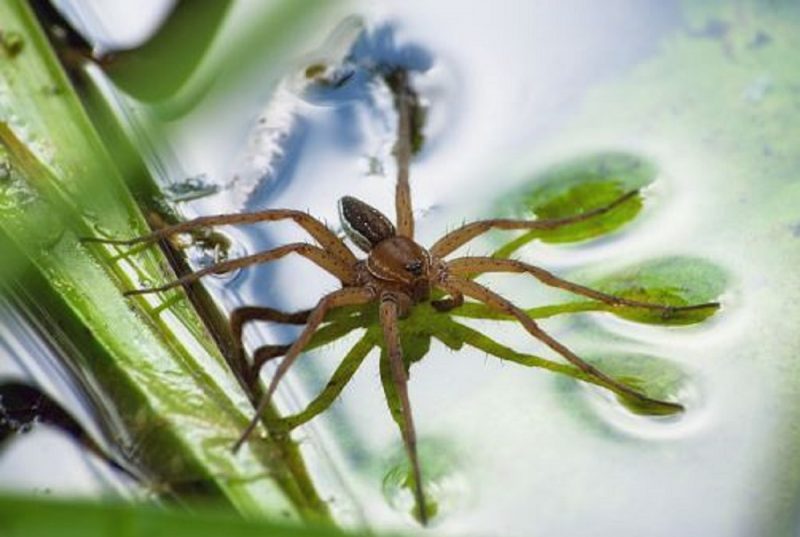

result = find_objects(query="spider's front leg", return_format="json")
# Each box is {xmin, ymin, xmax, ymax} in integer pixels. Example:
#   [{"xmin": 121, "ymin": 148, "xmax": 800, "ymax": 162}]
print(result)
[
  {"xmin": 430, "ymin": 189, "xmax": 639, "ymax": 258},
  {"xmin": 447, "ymin": 257, "xmax": 720, "ymax": 316},
  {"xmin": 379, "ymin": 295, "xmax": 429, "ymax": 525},
  {"xmin": 81, "ymin": 208, "xmax": 356, "ymax": 266},
  {"xmin": 122, "ymin": 243, "xmax": 356, "ymax": 295},
  {"xmin": 439, "ymin": 275, "xmax": 684, "ymax": 413},
  {"xmin": 386, "ymin": 68, "xmax": 416, "ymax": 239}
]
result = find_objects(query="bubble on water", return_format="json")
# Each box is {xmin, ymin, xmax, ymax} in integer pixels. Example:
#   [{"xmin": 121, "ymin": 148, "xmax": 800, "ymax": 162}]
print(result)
[
  {"xmin": 381, "ymin": 436, "xmax": 471, "ymax": 525},
  {"xmin": 182, "ymin": 230, "xmax": 244, "ymax": 283}
]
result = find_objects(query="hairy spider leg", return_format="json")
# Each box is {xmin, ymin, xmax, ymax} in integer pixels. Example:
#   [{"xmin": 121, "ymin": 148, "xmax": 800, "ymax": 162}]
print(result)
[
  {"xmin": 430, "ymin": 290, "xmax": 464, "ymax": 312},
  {"xmin": 429, "ymin": 189, "xmax": 639, "ymax": 258},
  {"xmin": 124, "ymin": 243, "xmax": 356, "ymax": 296},
  {"xmin": 230, "ymin": 306, "xmax": 312, "ymax": 390},
  {"xmin": 248, "ymin": 345, "xmax": 291, "ymax": 384},
  {"xmin": 447, "ymin": 257, "xmax": 721, "ymax": 314},
  {"xmin": 233, "ymin": 287, "xmax": 376, "ymax": 453},
  {"xmin": 440, "ymin": 276, "xmax": 684, "ymax": 413},
  {"xmin": 380, "ymin": 297, "xmax": 429, "ymax": 525},
  {"xmin": 387, "ymin": 69, "xmax": 415, "ymax": 239},
  {"xmin": 81, "ymin": 209, "xmax": 356, "ymax": 267}
]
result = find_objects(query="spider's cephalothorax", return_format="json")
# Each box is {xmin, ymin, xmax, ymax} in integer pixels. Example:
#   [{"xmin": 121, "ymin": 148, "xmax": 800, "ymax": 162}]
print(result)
[
  {"xmin": 86, "ymin": 68, "xmax": 719, "ymax": 526},
  {"xmin": 340, "ymin": 195, "xmax": 434, "ymax": 310}
]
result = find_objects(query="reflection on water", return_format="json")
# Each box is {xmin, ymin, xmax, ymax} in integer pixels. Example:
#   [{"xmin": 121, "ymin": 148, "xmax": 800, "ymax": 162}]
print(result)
[
  {"xmin": 11, "ymin": 0, "xmax": 800, "ymax": 536},
  {"xmin": 0, "ymin": 296, "xmax": 136, "ymax": 498}
]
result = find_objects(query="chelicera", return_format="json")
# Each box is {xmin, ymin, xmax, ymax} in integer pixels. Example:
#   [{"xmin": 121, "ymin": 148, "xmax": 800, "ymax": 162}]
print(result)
[{"xmin": 86, "ymin": 69, "xmax": 718, "ymax": 524}]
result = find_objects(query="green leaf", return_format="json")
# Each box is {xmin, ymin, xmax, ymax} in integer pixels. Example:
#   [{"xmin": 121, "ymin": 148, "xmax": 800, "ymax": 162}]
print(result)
[
  {"xmin": 554, "ymin": 352, "xmax": 690, "ymax": 417},
  {"xmin": 585, "ymin": 256, "xmax": 726, "ymax": 326},
  {"xmin": 0, "ymin": 494, "xmax": 361, "ymax": 537},
  {"xmin": 494, "ymin": 152, "xmax": 654, "ymax": 257},
  {"xmin": 0, "ymin": 0, "xmax": 326, "ymax": 521}
]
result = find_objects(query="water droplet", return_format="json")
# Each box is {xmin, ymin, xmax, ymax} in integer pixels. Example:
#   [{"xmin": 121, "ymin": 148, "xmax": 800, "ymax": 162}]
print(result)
[
  {"xmin": 164, "ymin": 174, "xmax": 220, "ymax": 202},
  {"xmin": 182, "ymin": 230, "xmax": 243, "ymax": 283}
]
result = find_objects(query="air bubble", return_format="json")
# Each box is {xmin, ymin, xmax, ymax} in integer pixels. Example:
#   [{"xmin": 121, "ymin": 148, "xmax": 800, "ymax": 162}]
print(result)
[{"xmin": 381, "ymin": 437, "xmax": 470, "ymax": 525}]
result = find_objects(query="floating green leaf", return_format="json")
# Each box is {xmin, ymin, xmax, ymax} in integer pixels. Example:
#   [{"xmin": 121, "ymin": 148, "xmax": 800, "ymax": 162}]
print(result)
[
  {"xmin": 555, "ymin": 352, "xmax": 690, "ymax": 417},
  {"xmin": 494, "ymin": 153, "xmax": 655, "ymax": 257},
  {"xmin": 584, "ymin": 256, "xmax": 727, "ymax": 326}
]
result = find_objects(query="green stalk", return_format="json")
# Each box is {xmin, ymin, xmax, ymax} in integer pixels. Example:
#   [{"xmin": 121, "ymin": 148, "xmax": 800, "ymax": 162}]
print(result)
[{"xmin": 0, "ymin": 0, "xmax": 328, "ymax": 522}]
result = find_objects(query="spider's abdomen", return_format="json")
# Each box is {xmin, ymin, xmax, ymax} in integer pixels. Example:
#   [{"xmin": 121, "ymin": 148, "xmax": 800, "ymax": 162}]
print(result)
[{"xmin": 338, "ymin": 196, "xmax": 396, "ymax": 253}]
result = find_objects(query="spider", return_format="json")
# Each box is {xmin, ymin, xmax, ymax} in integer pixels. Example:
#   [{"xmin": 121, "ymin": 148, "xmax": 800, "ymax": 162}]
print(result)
[{"xmin": 86, "ymin": 69, "xmax": 719, "ymax": 524}]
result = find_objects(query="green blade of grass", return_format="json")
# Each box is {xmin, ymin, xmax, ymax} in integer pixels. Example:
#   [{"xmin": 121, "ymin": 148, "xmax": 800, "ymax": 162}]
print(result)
[
  {"xmin": 0, "ymin": 0, "xmax": 328, "ymax": 522},
  {"xmin": 0, "ymin": 493, "xmax": 367, "ymax": 537}
]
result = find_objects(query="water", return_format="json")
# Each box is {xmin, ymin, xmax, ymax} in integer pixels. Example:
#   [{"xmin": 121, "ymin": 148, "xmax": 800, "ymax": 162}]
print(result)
[
  {"xmin": 0, "ymin": 295, "xmax": 137, "ymax": 498},
  {"xmin": 10, "ymin": 1, "xmax": 800, "ymax": 536}
]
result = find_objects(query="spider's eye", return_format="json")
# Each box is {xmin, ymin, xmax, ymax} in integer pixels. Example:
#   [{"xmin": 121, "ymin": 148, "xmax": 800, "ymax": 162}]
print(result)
[{"xmin": 405, "ymin": 260, "xmax": 423, "ymax": 276}]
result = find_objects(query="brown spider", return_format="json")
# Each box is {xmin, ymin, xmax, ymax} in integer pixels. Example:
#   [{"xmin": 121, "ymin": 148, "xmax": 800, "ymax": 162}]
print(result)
[{"xmin": 86, "ymin": 69, "xmax": 719, "ymax": 524}]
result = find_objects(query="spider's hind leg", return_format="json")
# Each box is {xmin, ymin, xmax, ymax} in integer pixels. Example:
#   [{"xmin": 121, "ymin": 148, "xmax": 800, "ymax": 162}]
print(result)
[{"xmin": 440, "ymin": 275, "xmax": 684, "ymax": 414}]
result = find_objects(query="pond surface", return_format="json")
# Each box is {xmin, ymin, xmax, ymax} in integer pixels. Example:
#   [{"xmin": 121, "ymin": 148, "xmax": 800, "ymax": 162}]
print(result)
[
  {"xmin": 7, "ymin": 1, "xmax": 800, "ymax": 536},
  {"xmin": 0, "ymin": 296, "xmax": 136, "ymax": 498}
]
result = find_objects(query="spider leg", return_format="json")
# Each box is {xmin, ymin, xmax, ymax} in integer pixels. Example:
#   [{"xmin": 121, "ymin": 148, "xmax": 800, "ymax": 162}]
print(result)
[
  {"xmin": 447, "ymin": 257, "xmax": 720, "ymax": 314},
  {"xmin": 82, "ymin": 209, "xmax": 356, "ymax": 265},
  {"xmin": 241, "ymin": 344, "xmax": 288, "ymax": 390},
  {"xmin": 229, "ymin": 306, "xmax": 311, "ymax": 388},
  {"xmin": 249, "ymin": 307, "xmax": 376, "ymax": 388},
  {"xmin": 430, "ymin": 190, "xmax": 638, "ymax": 258},
  {"xmin": 440, "ymin": 275, "xmax": 684, "ymax": 413},
  {"xmin": 379, "ymin": 295, "xmax": 429, "ymax": 525},
  {"xmin": 430, "ymin": 289, "xmax": 464, "ymax": 312},
  {"xmin": 125, "ymin": 243, "xmax": 356, "ymax": 296},
  {"xmin": 387, "ymin": 69, "xmax": 415, "ymax": 239},
  {"xmin": 232, "ymin": 287, "xmax": 376, "ymax": 452}
]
